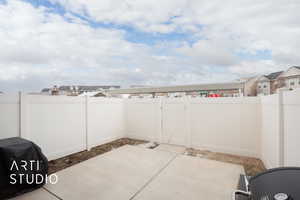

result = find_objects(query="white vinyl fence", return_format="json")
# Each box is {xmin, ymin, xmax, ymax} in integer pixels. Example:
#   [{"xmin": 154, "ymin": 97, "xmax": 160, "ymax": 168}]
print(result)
[
  {"xmin": 260, "ymin": 89, "xmax": 300, "ymax": 168},
  {"xmin": 125, "ymin": 99, "xmax": 161, "ymax": 142},
  {"xmin": 1, "ymin": 90, "xmax": 300, "ymax": 169},
  {"xmin": 188, "ymin": 97, "xmax": 261, "ymax": 157},
  {"xmin": 125, "ymin": 97, "xmax": 261, "ymax": 157},
  {"xmin": 0, "ymin": 94, "xmax": 125, "ymax": 160},
  {"xmin": 0, "ymin": 95, "xmax": 19, "ymax": 139},
  {"xmin": 24, "ymin": 95, "xmax": 87, "ymax": 160},
  {"xmin": 261, "ymin": 94, "xmax": 281, "ymax": 169},
  {"xmin": 283, "ymin": 90, "xmax": 300, "ymax": 167},
  {"xmin": 87, "ymin": 97, "xmax": 124, "ymax": 149}
]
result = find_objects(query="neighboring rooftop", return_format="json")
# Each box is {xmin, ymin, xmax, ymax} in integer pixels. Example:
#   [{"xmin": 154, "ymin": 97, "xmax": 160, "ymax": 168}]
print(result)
[
  {"xmin": 59, "ymin": 85, "xmax": 120, "ymax": 91},
  {"xmin": 130, "ymin": 85, "xmax": 151, "ymax": 88},
  {"xmin": 265, "ymin": 71, "xmax": 284, "ymax": 80},
  {"xmin": 41, "ymin": 85, "xmax": 121, "ymax": 93},
  {"xmin": 294, "ymin": 66, "xmax": 300, "ymax": 70},
  {"xmin": 107, "ymin": 82, "xmax": 243, "ymax": 95},
  {"xmin": 41, "ymin": 88, "xmax": 51, "ymax": 93}
]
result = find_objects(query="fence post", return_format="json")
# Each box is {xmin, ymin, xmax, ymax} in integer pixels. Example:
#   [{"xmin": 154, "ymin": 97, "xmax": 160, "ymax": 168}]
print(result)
[
  {"xmin": 278, "ymin": 89, "xmax": 285, "ymax": 167},
  {"xmin": 85, "ymin": 95, "xmax": 90, "ymax": 151},
  {"xmin": 19, "ymin": 92, "xmax": 28, "ymax": 139},
  {"xmin": 184, "ymin": 96, "xmax": 192, "ymax": 148},
  {"xmin": 159, "ymin": 98, "xmax": 163, "ymax": 143}
]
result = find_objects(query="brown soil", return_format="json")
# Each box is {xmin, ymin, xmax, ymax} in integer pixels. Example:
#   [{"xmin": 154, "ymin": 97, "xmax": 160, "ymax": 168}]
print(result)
[
  {"xmin": 48, "ymin": 138, "xmax": 147, "ymax": 174},
  {"xmin": 185, "ymin": 148, "xmax": 266, "ymax": 176}
]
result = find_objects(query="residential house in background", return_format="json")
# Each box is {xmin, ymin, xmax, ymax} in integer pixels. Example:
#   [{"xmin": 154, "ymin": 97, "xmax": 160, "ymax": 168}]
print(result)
[
  {"xmin": 106, "ymin": 82, "xmax": 244, "ymax": 98},
  {"xmin": 239, "ymin": 76, "xmax": 260, "ymax": 96},
  {"xmin": 58, "ymin": 85, "xmax": 120, "ymax": 96},
  {"xmin": 41, "ymin": 88, "xmax": 51, "ymax": 95},
  {"xmin": 41, "ymin": 85, "xmax": 120, "ymax": 96},
  {"xmin": 256, "ymin": 66, "xmax": 300, "ymax": 96},
  {"xmin": 256, "ymin": 71, "xmax": 283, "ymax": 96},
  {"xmin": 37, "ymin": 67, "xmax": 300, "ymax": 98},
  {"xmin": 39, "ymin": 85, "xmax": 59, "ymax": 95},
  {"xmin": 130, "ymin": 85, "xmax": 150, "ymax": 88},
  {"xmin": 51, "ymin": 85, "xmax": 60, "ymax": 95},
  {"xmin": 78, "ymin": 91, "xmax": 107, "ymax": 97},
  {"xmin": 0, "ymin": 91, "xmax": 3, "ymax": 95},
  {"xmin": 109, "ymin": 66, "xmax": 299, "ymax": 98},
  {"xmin": 277, "ymin": 66, "xmax": 300, "ymax": 90}
]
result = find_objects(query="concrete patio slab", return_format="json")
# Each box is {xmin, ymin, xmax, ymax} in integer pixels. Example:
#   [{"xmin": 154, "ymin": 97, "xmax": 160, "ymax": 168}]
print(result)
[
  {"xmin": 155, "ymin": 144, "xmax": 186, "ymax": 154},
  {"xmin": 10, "ymin": 189, "xmax": 58, "ymax": 200},
  {"xmin": 45, "ymin": 145, "xmax": 176, "ymax": 200},
  {"xmin": 10, "ymin": 145, "xmax": 244, "ymax": 200},
  {"xmin": 133, "ymin": 155, "xmax": 244, "ymax": 200}
]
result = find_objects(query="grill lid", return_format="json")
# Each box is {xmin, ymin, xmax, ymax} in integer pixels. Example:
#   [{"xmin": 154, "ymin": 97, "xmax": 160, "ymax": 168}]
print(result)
[{"xmin": 249, "ymin": 167, "xmax": 300, "ymax": 200}]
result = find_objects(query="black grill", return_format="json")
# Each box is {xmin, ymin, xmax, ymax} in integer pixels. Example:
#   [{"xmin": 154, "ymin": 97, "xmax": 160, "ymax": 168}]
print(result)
[{"xmin": 234, "ymin": 168, "xmax": 300, "ymax": 200}]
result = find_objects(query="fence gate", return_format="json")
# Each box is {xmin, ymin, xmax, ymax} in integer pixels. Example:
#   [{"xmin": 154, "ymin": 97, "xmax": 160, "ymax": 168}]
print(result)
[{"xmin": 161, "ymin": 98, "xmax": 189, "ymax": 146}]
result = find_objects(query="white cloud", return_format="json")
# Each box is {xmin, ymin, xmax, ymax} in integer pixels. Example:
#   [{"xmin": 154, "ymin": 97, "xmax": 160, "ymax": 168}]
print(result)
[
  {"xmin": 0, "ymin": 0, "xmax": 300, "ymax": 92},
  {"xmin": 0, "ymin": 0, "xmax": 214, "ymax": 92},
  {"xmin": 52, "ymin": 0, "xmax": 300, "ymax": 64},
  {"xmin": 229, "ymin": 60, "xmax": 283, "ymax": 76},
  {"xmin": 50, "ymin": 0, "xmax": 186, "ymax": 33},
  {"xmin": 177, "ymin": 40, "xmax": 238, "ymax": 66}
]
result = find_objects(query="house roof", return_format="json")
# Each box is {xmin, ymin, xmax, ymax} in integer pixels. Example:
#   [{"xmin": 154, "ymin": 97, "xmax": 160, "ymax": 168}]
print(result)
[
  {"xmin": 106, "ymin": 82, "xmax": 244, "ymax": 94},
  {"xmin": 277, "ymin": 66, "xmax": 300, "ymax": 78},
  {"xmin": 41, "ymin": 88, "xmax": 50, "ymax": 92},
  {"xmin": 293, "ymin": 66, "xmax": 300, "ymax": 70},
  {"xmin": 257, "ymin": 75, "xmax": 270, "ymax": 82},
  {"xmin": 237, "ymin": 75, "xmax": 260, "ymax": 83},
  {"xmin": 265, "ymin": 71, "xmax": 283, "ymax": 80},
  {"xmin": 59, "ymin": 85, "xmax": 120, "ymax": 91},
  {"xmin": 78, "ymin": 91, "xmax": 106, "ymax": 97}
]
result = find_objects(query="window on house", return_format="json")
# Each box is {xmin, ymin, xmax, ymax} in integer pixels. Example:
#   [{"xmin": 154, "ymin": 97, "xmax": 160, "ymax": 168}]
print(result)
[
  {"xmin": 258, "ymin": 86, "xmax": 261, "ymax": 89},
  {"xmin": 263, "ymin": 85, "xmax": 267, "ymax": 88},
  {"xmin": 290, "ymin": 82, "xmax": 295, "ymax": 86}
]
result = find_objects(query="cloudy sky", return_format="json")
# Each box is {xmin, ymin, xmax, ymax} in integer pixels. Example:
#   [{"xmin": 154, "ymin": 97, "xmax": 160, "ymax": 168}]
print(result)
[{"xmin": 0, "ymin": 0, "xmax": 299, "ymax": 93}]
